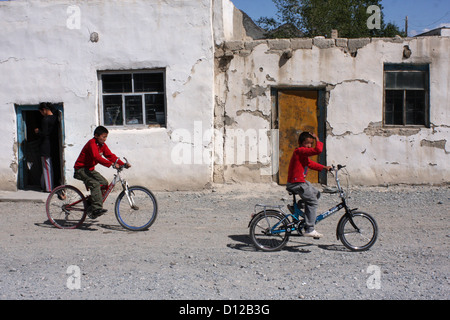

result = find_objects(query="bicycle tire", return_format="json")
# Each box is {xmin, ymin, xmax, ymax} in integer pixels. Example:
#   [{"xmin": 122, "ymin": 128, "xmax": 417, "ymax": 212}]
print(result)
[
  {"xmin": 337, "ymin": 212, "xmax": 378, "ymax": 251},
  {"xmin": 249, "ymin": 210, "xmax": 290, "ymax": 252},
  {"xmin": 46, "ymin": 185, "xmax": 87, "ymax": 229},
  {"xmin": 114, "ymin": 186, "xmax": 158, "ymax": 231}
]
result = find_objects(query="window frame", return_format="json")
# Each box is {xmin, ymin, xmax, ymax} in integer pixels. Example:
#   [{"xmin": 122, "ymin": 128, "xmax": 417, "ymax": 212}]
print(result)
[
  {"xmin": 98, "ymin": 69, "xmax": 167, "ymax": 129},
  {"xmin": 383, "ymin": 64, "xmax": 430, "ymax": 128}
]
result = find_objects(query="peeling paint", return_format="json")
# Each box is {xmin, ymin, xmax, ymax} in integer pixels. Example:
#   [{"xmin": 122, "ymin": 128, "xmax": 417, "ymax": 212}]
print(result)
[
  {"xmin": 245, "ymin": 85, "xmax": 267, "ymax": 99},
  {"xmin": 266, "ymin": 74, "xmax": 276, "ymax": 82},
  {"xmin": 10, "ymin": 162, "xmax": 18, "ymax": 174},
  {"xmin": 364, "ymin": 122, "xmax": 421, "ymax": 137},
  {"xmin": 216, "ymin": 52, "xmax": 234, "ymax": 72},
  {"xmin": 236, "ymin": 109, "xmax": 270, "ymax": 121},
  {"xmin": 420, "ymin": 139, "xmax": 448, "ymax": 153}
]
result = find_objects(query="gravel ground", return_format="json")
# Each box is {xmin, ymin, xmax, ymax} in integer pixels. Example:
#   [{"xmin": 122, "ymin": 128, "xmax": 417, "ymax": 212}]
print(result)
[{"xmin": 0, "ymin": 182, "xmax": 449, "ymax": 301}]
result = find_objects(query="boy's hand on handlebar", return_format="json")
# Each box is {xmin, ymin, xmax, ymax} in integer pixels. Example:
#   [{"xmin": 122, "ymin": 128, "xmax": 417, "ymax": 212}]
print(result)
[
  {"xmin": 324, "ymin": 166, "xmax": 332, "ymax": 172},
  {"xmin": 115, "ymin": 163, "xmax": 131, "ymax": 169}
]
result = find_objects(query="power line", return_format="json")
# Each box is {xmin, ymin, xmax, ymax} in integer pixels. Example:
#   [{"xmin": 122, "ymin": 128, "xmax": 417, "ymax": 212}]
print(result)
[{"xmin": 409, "ymin": 10, "xmax": 450, "ymax": 28}]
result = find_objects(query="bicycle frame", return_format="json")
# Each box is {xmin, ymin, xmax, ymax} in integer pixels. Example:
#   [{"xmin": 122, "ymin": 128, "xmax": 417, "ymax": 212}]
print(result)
[
  {"xmin": 101, "ymin": 171, "xmax": 121, "ymax": 203},
  {"xmin": 103, "ymin": 162, "xmax": 139, "ymax": 210},
  {"xmin": 64, "ymin": 160, "xmax": 131, "ymax": 211},
  {"xmin": 251, "ymin": 165, "xmax": 357, "ymax": 236}
]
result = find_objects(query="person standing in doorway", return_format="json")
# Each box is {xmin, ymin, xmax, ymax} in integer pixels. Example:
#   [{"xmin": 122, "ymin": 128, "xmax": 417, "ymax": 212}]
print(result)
[{"xmin": 35, "ymin": 102, "xmax": 57, "ymax": 192}]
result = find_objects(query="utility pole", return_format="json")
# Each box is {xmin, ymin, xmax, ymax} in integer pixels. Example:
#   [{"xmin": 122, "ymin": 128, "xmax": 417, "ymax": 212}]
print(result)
[{"xmin": 405, "ymin": 16, "xmax": 408, "ymax": 37}]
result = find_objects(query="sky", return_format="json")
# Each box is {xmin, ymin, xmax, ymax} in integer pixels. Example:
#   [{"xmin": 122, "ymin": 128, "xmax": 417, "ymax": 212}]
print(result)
[{"xmin": 231, "ymin": 0, "xmax": 450, "ymax": 36}]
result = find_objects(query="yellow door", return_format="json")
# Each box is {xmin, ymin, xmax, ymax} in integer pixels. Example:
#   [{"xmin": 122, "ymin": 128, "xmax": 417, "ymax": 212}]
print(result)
[{"xmin": 278, "ymin": 90, "xmax": 319, "ymax": 185}]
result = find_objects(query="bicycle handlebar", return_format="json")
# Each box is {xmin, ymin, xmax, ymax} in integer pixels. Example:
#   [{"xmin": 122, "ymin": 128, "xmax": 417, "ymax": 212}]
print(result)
[
  {"xmin": 332, "ymin": 164, "xmax": 346, "ymax": 171},
  {"xmin": 114, "ymin": 157, "xmax": 131, "ymax": 171}
]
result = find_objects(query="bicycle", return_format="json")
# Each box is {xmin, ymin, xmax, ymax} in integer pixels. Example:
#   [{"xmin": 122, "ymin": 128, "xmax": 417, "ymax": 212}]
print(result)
[
  {"xmin": 248, "ymin": 165, "xmax": 378, "ymax": 252},
  {"xmin": 46, "ymin": 158, "xmax": 158, "ymax": 231}
]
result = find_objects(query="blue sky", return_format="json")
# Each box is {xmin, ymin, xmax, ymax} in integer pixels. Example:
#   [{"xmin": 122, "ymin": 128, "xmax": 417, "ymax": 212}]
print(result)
[{"xmin": 232, "ymin": 0, "xmax": 450, "ymax": 36}]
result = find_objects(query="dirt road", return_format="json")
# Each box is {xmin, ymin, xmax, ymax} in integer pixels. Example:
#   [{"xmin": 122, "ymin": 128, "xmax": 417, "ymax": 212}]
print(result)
[{"xmin": 0, "ymin": 183, "xmax": 448, "ymax": 300}]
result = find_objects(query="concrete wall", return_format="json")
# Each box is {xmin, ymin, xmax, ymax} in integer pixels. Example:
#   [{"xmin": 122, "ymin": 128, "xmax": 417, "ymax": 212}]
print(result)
[
  {"xmin": 0, "ymin": 0, "xmax": 215, "ymax": 191},
  {"xmin": 214, "ymin": 36, "xmax": 450, "ymax": 185},
  {"xmin": 1, "ymin": 0, "xmax": 448, "ymax": 191}
]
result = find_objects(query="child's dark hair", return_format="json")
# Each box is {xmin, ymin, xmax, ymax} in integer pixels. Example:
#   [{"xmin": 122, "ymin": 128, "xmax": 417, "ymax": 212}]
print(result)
[
  {"xmin": 39, "ymin": 102, "xmax": 56, "ymax": 113},
  {"xmin": 94, "ymin": 126, "xmax": 109, "ymax": 136},
  {"xmin": 298, "ymin": 132, "xmax": 314, "ymax": 145}
]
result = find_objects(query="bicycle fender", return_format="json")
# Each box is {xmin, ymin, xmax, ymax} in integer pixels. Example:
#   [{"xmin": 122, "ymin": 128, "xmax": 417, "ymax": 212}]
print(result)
[
  {"xmin": 248, "ymin": 212, "xmax": 261, "ymax": 228},
  {"xmin": 248, "ymin": 211, "xmax": 266, "ymax": 228}
]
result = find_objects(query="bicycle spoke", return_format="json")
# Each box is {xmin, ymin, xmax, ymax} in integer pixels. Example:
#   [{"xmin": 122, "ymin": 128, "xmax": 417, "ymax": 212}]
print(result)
[
  {"xmin": 249, "ymin": 211, "xmax": 290, "ymax": 251},
  {"xmin": 115, "ymin": 186, "xmax": 157, "ymax": 231},
  {"xmin": 338, "ymin": 212, "xmax": 378, "ymax": 251},
  {"xmin": 46, "ymin": 186, "xmax": 87, "ymax": 229}
]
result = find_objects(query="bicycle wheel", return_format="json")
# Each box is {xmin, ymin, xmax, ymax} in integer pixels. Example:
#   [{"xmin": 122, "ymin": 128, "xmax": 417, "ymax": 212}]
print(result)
[
  {"xmin": 46, "ymin": 185, "xmax": 87, "ymax": 229},
  {"xmin": 114, "ymin": 186, "xmax": 158, "ymax": 231},
  {"xmin": 337, "ymin": 212, "xmax": 378, "ymax": 251},
  {"xmin": 249, "ymin": 210, "xmax": 290, "ymax": 252}
]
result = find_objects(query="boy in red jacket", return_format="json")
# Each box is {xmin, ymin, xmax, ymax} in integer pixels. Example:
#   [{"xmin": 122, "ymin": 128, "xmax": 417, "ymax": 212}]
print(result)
[
  {"xmin": 74, "ymin": 126, "xmax": 130, "ymax": 218},
  {"xmin": 286, "ymin": 132, "xmax": 331, "ymax": 238}
]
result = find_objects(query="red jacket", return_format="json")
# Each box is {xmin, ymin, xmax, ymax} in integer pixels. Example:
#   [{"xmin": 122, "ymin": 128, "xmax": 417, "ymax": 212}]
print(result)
[
  {"xmin": 287, "ymin": 140, "xmax": 325, "ymax": 183},
  {"xmin": 74, "ymin": 138, "xmax": 124, "ymax": 171}
]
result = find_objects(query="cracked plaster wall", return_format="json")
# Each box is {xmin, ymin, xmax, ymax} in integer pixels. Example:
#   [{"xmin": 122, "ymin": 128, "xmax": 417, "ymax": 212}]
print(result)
[
  {"xmin": 215, "ymin": 36, "xmax": 450, "ymax": 185},
  {"xmin": 0, "ymin": 0, "xmax": 215, "ymax": 191}
]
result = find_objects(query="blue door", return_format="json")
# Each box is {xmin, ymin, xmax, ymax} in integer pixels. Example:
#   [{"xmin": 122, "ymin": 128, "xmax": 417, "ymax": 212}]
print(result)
[{"xmin": 15, "ymin": 104, "xmax": 65, "ymax": 190}]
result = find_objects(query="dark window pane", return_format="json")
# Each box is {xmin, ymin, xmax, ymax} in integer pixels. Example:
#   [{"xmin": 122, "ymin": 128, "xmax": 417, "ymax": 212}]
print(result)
[
  {"xmin": 103, "ymin": 95, "xmax": 123, "ymax": 126},
  {"xmin": 385, "ymin": 90, "xmax": 404, "ymax": 125},
  {"xmin": 145, "ymin": 94, "xmax": 165, "ymax": 125},
  {"xmin": 406, "ymin": 90, "xmax": 425, "ymax": 125},
  {"xmin": 102, "ymin": 74, "xmax": 132, "ymax": 93},
  {"xmin": 125, "ymin": 96, "xmax": 143, "ymax": 125},
  {"xmin": 386, "ymin": 71, "xmax": 425, "ymax": 90},
  {"xmin": 134, "ymin": 73, "xmax": 164, "ymax": 92},
  {"xmin": 384, "ymin": 64, "xmax": 429, "ymax": 127},
  {"xmin": 400, "ymin": 72, "xmax": 425, "ymax": 89},
  {"xmin": 385, "ymin": 72, "xmax": 397, "ymax": 89}
]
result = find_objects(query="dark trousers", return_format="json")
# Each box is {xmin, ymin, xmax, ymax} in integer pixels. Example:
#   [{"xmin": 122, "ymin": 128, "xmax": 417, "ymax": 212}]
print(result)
[{"xmin": 74, "ymin": 168, "xmax": 108, "ymax": 210}]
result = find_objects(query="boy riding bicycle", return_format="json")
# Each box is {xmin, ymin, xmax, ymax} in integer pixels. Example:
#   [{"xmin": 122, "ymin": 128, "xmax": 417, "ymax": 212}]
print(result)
[
  {"xmin": 74, "ymin": 126, "xmax": 130, "ymax": 218},
  {"xmin": 286, "ymin": 132, "xmax": 331, "ymax": 238}
]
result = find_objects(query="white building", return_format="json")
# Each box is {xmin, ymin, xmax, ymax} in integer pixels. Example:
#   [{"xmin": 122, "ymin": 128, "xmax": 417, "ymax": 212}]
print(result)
[
  {"xmin": 1, "ymin": 0, "xmax": 223, "ymax": 191},
  {"xmin": 214, "ymin": 35, "xmax": 450, "ymax": 186},
  {"xmin": 0, "ymin": 0, "xmax": 448, "ymax": 192}
]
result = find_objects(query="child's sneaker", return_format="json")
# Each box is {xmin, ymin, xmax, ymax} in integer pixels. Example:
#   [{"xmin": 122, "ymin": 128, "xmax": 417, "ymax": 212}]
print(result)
[
  {"xmin": 87, "ymin": 207, "xmax": 107, "ymax": 219},
  {"xmin": 304, "ymin": 230, "xmax": 323, "ymax": 238}
]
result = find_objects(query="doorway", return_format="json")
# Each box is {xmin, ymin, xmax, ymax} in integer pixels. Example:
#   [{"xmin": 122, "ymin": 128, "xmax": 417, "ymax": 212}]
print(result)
[
  {"xmin": 275, "ymin": 89, "xmax": 327, "ymax": 185},
  {"xmin": 16, "ymin": 104, "xmax": 65, "ymax": 190}
]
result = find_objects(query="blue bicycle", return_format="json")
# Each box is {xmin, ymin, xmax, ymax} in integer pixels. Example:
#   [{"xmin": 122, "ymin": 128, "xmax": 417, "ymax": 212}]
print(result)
[{"xmin": 248, "ymin": 165, "xmax": 378, "ymax": 252}]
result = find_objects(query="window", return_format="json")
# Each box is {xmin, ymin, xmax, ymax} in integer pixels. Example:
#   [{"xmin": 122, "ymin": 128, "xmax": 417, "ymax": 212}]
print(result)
[
  {"xmin": 384, "ymin": 64, "xmax": 429, "ymax": 126},
  {"xmin": 100, "ymin": 70, "xmax": 166, "ymax": 127}
]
